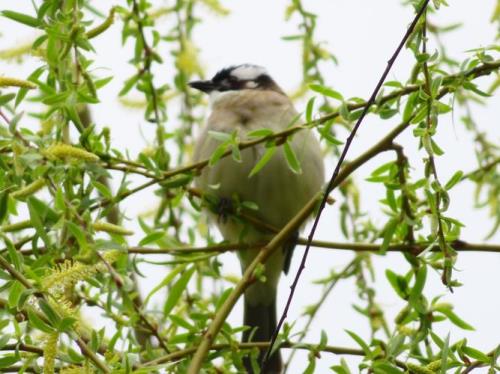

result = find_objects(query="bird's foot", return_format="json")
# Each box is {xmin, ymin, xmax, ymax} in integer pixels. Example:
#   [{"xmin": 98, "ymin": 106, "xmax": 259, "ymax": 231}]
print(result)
[{"xmin": 216, "ymin": 197, "xmax": 234, "ymax": 224}]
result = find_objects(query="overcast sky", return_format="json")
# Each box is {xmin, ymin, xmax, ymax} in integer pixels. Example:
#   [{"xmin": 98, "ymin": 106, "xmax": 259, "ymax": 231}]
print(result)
[{"xmin": 1, "ymin": 1, "xmax": 499, "ymax": 372}]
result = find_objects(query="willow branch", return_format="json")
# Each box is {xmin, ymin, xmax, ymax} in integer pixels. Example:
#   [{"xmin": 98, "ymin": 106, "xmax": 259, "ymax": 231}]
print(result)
[
  {"xmin": 127, "ymin": 240, "xmax": 500, "ymax": 255},
  {"xmin": 266, "ymin": 2, "xmax": 433, "ymax": 366},
  {"xmin": 90, "ymin": 58, "xmax": 500, "ymax": 211},
  {"xmin": 143, "ymin": 341, "xmax": 365, "ymax": 367}
]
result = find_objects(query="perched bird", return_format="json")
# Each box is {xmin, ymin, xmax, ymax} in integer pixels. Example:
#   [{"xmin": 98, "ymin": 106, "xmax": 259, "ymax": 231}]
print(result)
[{"xmin": 190, "ymin": 64, "xmax": 324, "ymax": 373}]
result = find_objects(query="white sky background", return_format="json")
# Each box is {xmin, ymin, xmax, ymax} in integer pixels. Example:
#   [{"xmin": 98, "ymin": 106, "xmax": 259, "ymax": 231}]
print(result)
[{"xmin": 1, "ymin": 1, "xmax": 499, "ymax": 372}]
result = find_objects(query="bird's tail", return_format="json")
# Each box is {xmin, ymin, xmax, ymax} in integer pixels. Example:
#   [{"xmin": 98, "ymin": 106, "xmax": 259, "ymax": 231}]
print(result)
[{"xmin": 243, "ymin": 297, "xmax": 282, "ymax": 373}]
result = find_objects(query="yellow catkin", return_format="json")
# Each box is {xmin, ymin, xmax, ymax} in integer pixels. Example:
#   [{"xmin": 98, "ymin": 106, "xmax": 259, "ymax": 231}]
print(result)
[
  {"xmin": 426, "ymin": 360, "xmax": 441, "ymax": 371},
  {"xmin": 45, "ymin": 144, "xmax": 99, "ymax": 162},
  {"xmin": 11, "ymin": 178, "xmax": 46, "ymax": 200},
  {"xmin": 0, "ymin": 43, "xmax": 33, "ymax": 62},
  {"xmin": 1, "ymin": 219, "xmax": 32, "ymax": 233},
  {"xmin": 176, "ymin": 40, "xmax": 203, "ymax": 76},
  {"xmin": 86, "ymin": 7, "xmax": 116, "ymax": 39},
  {"xmin": 0, "ymin": 76, "xmax": 37, "ymax": 89},
  {"xmin": 43, "ymin": 332, "xmax": 59, "ymax": 374},
  {"xmin": 92, "ymin": 221, "xmax": 134, "ymax": 236},
  {"xmin": 397, "ymin": 325, "xmax": 416, "ymax": 336},
  {"xmin": 406, "ymin": 362, "xmax": 435, "ymax": 374}
]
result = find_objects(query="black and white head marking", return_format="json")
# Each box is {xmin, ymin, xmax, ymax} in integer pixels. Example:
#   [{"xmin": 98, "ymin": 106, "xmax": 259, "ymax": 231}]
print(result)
[{"xmin": 188, "ymin": 64, "xmax": 280, "ymax": 94}]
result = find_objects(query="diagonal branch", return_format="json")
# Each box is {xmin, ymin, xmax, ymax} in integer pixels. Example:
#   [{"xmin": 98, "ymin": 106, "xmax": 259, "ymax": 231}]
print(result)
[{"xmin": 264, "ymin": 1, "xmax": 433, "ymax": 367}]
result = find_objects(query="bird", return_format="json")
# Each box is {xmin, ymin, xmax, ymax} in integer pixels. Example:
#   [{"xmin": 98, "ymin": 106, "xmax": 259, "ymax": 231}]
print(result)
[{"xmin": 190, "ymin": 64, "xmax": 324, "ymax": 373}]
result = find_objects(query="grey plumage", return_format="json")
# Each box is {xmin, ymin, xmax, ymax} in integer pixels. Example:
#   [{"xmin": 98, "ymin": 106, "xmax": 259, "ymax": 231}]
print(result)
[{"xmin": 192, "ymin": 65, "xmax": 324, "ymax": 373}]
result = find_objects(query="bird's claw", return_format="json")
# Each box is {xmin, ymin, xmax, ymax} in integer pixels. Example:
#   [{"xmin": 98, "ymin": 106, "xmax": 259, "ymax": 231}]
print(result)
[{"xmin": 216, "ymin": 197, "xmax": 233, "ymax": 223}]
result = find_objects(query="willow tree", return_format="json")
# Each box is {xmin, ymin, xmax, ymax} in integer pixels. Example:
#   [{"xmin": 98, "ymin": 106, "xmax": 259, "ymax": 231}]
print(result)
[{"xmin": 0, "ymin": 0, "xmax": 499, "ymax": 373}]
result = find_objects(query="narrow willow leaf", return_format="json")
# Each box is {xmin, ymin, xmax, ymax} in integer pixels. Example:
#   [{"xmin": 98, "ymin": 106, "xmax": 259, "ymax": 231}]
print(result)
[
  {"xmin": 8, "ymin": 281, "xmax": 23, "ymax": 308},
  {"xmin": 27, "ymin": 309, "xmax": 54, "ymax": 334},
  {"xmin": 440, "ymin": 333, "xmax": 450, "ymax": 374},
  {"xmin": 209, "ymin": 142, "xmax": 229, "ymax": 166},
  {"xmin": 305, "ymin": 96, "xmax": 316, "ymax": 123},
  {"xmin": 0, "ymin": 192, "xmax": 7, "ymax": 223},
  {"xmin": 434, "ymin": 305, "xmax": 474, "ymax": 330},
  {"xmin": 27, "ymin": 197, "xmax": 51, "ymax": 247},
  {"xmin": 444, "ymin": 171, "xmax": 463, "ymax": 190},
  {"xmin": 403, "ymin": 92, "xmax": 418, "ymax": 123},
  {"xmin": 208, "ymin": 130, "xmax": 232, "ymax": 142},
  {"xmin": 163, "ymin": 266, "xmax": 196, "ymax": 316},
  {"xmin": 309, "ymin": 84, "xmax": 344, "ymax": 101},
  {"xmin": 248, "ymin": 146, "xmax": 276, "ymax": 177},
  {"xmin": 144, "ymin": 265, "xmax": 186, "ymax": 306},
  {"xmin": 1, "ymin": 10, "xmax": 41, "ymax": 28},
  {"xmin": 0, "ymin": 93, "xmax": 15, "ymax": 106},
  {"xmin": 385, "ymin": 270, "xmax": 407, "ymax": 300},
  {"xmin": 409, "ymin": 264, "xmax": 427, "ymax": 312},
  {"xmin": 247, "ymin": 128, "xmax": 274, "ymax": 138},
  {"xmin": 381, "ymin": 218, "xmax": 398, "ymax": 252},
  {"xmin": 138, "ymin": 231, "xmax": 164, "ymax": 246},
  {"xmin": 461, "ymin": 346, "xmax": 490, "ymax": 363},
  {"xmin": 345, "ymin": 330, "xmax": 371, "ymax": 357},
  {"xmin": 0, "ymin": 355, "xmax": 19, "ymax": 368},
  {"xmin": 283, "ymin": 141, "xmax": 302, "ymax": 174}
]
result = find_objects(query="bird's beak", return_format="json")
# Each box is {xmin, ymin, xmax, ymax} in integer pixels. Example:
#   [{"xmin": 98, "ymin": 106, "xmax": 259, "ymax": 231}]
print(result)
[{"xmin": 188, "ymin": 80, "xmax": 216, "ymax": 93}]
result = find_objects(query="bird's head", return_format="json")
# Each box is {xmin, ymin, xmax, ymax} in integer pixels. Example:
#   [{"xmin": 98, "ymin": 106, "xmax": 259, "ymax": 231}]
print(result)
[{"xmin": 188, "ymin": 64, "xmax": 284, "ymax": 99}]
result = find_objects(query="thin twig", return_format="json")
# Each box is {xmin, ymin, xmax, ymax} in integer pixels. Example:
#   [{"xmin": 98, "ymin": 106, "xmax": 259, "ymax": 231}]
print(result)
[{"xmin": 264, "ymin": 1, "xmax": 432, "ymax": 368}]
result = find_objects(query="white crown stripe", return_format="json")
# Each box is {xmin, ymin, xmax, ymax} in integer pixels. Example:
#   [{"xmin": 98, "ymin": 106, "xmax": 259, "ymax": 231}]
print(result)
[{"xmin": 230, "ymin": 65, "xmax": 268, "ymax": 81}]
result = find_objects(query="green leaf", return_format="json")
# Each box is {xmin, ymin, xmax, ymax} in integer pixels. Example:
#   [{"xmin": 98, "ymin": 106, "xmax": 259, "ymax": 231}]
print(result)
[
  {"xmin": 208, "ymin": 130, "xmax": 231, "ymax": 142},
  {"xmin": 0, "ymin": 355, "xmax": 19, "ymax": 368},
  {"xmin": 161, "ymin": 174, "xmax": 193, "ymax": 189},
  {"xmin": 372, "ymin": 362, "xmax": 404, "ymax": 374},
  {"xmin": 27, "ymin": 309, "xmax": 54, "ymax": 333},
  {"xmin": 309, "ymin": 84, "xmax": 343, "ymax": 101},
  {"xmin": 403, "ymin": 92, "xmax": 418, "ymax": 123},
  {"xmin": 231, "ymin": 143, "xmax": 242, "ymax": 163},
  {"xmin": 248, "ymin": 146, "xmax": 276, "ymax": 177},
  {"xmin": 209, "ymin": 142, "xmax": 229, "ymax": 166},
  {"xmin": 463, "ymin": 81, "xmax": 491, "ymax": 97},
  {"xmin": 440, "ymin": 333, "xmax": 450, "ymax": 374},
  {"xmin": 345, "ymin": 330, "xmax": 371, "ymax": 357},
  {"xmin": 385, "ymin": 270, "xmax": 407, "ymax": 300},
  {"xmin": 143, "ymin": 265, "xmax": 186, "ymax": 307},
  {"xmin": 0, "ymin": 93, "xmax": 15, "ymax": 106},
  {"xmin": 163, "ymin": 266, "xmax": 196, "ymax": 316},
  {"xmin": 247, "ymin": 128, "xmax": 274, "ymax": 138},
  {"xmin": 39, "ymin": 299, "xmax": 61, "ymax": 326},
  {"xmin": 6, "ymin": 238, "xmax": 22, "ymax": 272},
  {"xmin": 409, "ymin": 264, "xmax": 427, "ymax": 313},
  {"xmin": 216, "ymin": 287, "xmax": 233, "ymax": 311},
  {"xmin": 380, "ymin": 218, "xmax": 397, "ymax": 252},
  {"xmin": 119, "ymin": 74, "xmax": 140, "ymax": 96},
  {"xmin": 139, "ymin": 231, "xmax": 165, "ymax": 246},
  {"xmin": 434, "ymin": 305, "xmax": 474, "ymax": 330},
  {"xmin": 283, "ymin": 141, "xmax": 302, "ymax": 174},
  {"xmin": 330, "ymin": 358, "xmax": 351, "ymax": 374},
  {"xmin": 461, "ymin": 346, "xmax": 490, "ymax": 363},
  {"xmin": 305, "ymin": 97, "xmax": 316, "ymax": 123},
  {"xmin": 1, "ymin": 10, "xmax": 41, "ymax": 28},
  {"xmin": 66, "ymin": 221, "xmax": 89, "ymax": 252},
  {"xmin": 91, "ymin": 180, "xmax": 113, "ymax": 199},
  {"xmin": 0, "ymin": 191, "xmax": 8, "ymax": 223},
  {"xmin": 318, "ymin": 126, "xmax": 344, "ymax": 146},
  {"xmin": 444, "ymin": 171, "xmax": 463, "ymax": 190},
  {"xmin": 27, "ymin": 198, "xmax": 51, "ymax": 247},
  {"xmin": 8, "ymin": 281, "xmax": 23, "ymax": 308}
]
